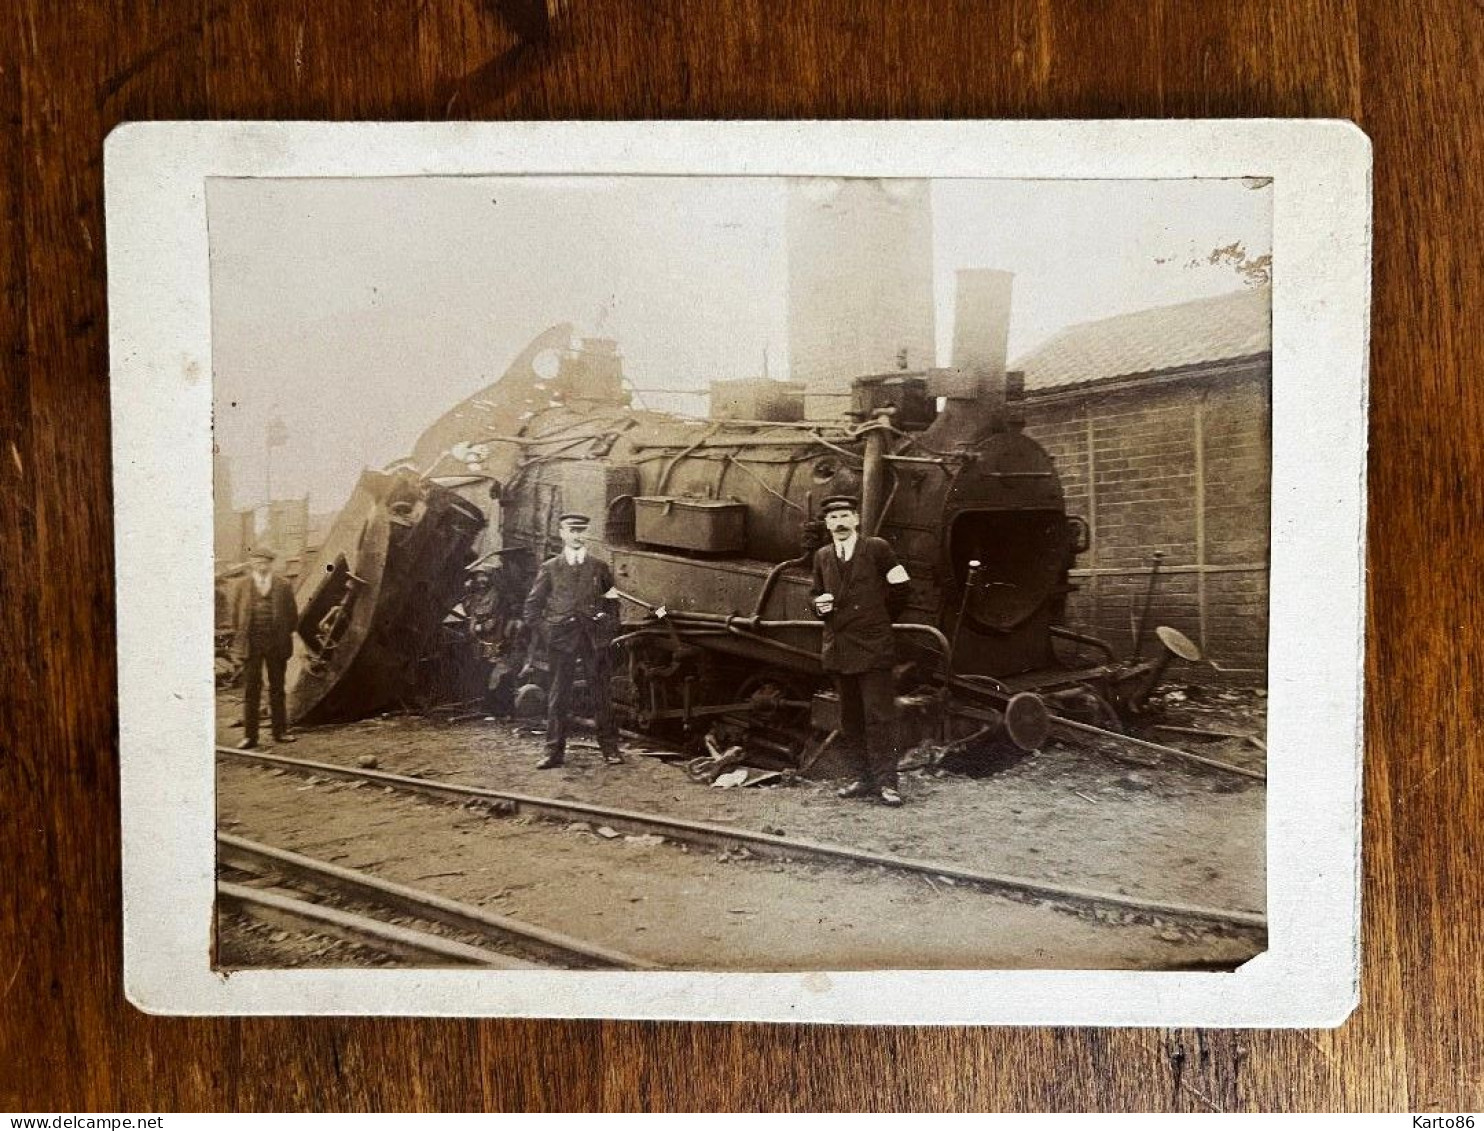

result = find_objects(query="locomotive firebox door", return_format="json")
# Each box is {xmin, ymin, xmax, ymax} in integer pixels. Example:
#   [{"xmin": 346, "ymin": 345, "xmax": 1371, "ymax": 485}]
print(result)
[{"xmin": 949, "ymin": 509, "xmax": 1069, "ymax": 632}]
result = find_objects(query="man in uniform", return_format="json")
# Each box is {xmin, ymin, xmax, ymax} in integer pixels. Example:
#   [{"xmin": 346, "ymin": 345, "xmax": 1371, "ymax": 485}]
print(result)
[
  {"xmin": 522, "ymin": 512, "xmax": 624, "ymax": 769},
  {"xmin": 231, "ymin": 547, "xmax": 299, "ymax": 750},
  {"xmin": 810, "ymin": 495, "xmax": 912, "ymax": 806}
]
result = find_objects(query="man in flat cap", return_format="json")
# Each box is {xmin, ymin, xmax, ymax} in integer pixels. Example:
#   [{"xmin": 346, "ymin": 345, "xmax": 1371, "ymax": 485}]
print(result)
[
  {"xmin": 231, "ymin": 547, "xmax": 299, "ymax": 749},
  {"xmin": 810, "ymin": 495, "xmax": 912, "ymax": 806},
  {"xmin": 522, "ymin": 512, "xmax": 624, "ymax": 769}
]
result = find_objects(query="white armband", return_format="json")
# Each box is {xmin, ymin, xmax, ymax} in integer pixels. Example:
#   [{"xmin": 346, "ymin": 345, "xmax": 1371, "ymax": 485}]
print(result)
[{"xmin": 886, "ymin": 564, "xmax": 911, "ymax": 585}]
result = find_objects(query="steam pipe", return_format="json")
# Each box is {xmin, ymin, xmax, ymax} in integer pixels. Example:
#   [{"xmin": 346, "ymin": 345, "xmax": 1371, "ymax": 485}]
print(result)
[
  {"xmin": 749, "ymin": 554, "xmax": 812, "ymax": 620},
  {"xmin": 859, "ymin": 413, "xmax": 890, "ymax": 534},
  {"xmin": 657, "ymin": 611, "xmax": 953, "ymax": 669},
  {"xmin": 1049, "ymin": 625, "xmax": 1119, "ymax": 663}
]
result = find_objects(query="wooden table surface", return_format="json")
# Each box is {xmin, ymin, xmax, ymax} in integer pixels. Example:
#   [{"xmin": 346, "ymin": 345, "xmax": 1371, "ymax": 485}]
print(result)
[{"xmin": 2, "ymin": 0, "xmax": 1477, "ymax": 1112}]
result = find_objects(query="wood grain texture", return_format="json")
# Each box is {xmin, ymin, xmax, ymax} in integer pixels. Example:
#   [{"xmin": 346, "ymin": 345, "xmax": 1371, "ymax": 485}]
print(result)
[{"xmin": 0, "ymin": 0, "xmax": 1476, "ymax": 1112}]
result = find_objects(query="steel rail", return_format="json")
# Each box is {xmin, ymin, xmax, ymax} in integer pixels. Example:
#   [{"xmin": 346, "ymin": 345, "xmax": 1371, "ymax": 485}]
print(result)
[
  {"xmin": 217, "ymin": 880, "xmax": 542, "ymax": 969},
  {"xmin": 1051, "ymin": 717, "xmax": 1267, "ymax": 782},
  {"xmin": 217, "ymin": 747, "xmax": 1266, "ymax": 933},
  {"xmin": 218, "ymin": 832, "xmax": 658, "ymax": 970}
]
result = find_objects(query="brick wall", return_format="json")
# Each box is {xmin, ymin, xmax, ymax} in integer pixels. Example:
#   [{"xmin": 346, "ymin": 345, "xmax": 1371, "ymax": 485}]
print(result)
[{"xmin": 1019, "ymin": 360, "xmax": 1271, "ymax": 681}]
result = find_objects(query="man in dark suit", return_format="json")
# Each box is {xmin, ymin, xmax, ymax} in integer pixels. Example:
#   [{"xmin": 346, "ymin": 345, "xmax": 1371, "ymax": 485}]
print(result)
[
  {"xmin": 231, "ymin": 547, "xmax": 299, "ymax": 749},
  {"xmin": 810, "ymin": 495, "xmax": 912, "ymax": 806},
  {"xmin": 522, "ymin": 512, "xmax": 624, "ymax": 769}
]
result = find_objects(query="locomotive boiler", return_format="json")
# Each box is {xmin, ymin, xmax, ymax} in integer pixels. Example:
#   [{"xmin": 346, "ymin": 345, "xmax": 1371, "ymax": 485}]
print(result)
[{"xmin": 286, "ymin": 303, "xmax": 1196, "ymax": 770}]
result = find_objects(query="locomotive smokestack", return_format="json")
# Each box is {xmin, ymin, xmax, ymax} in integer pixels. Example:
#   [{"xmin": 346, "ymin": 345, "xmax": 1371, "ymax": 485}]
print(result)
[{"xmin": 950, "ymin": 268, "xmax": 1014, "ymax": 425}]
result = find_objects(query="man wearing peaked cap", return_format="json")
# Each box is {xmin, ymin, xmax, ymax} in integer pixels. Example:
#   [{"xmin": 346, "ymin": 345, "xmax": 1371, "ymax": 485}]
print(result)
[
  {"xmin": 522, "ymin": 511, "xmax": 624, "ymax": 769},
  {"xmin": 810, "ymin": 495, "xmax": 913, "ymax": 806},
  {"xmin": 231, "ymin": 546, "xmax": 299, "ymax": 749}
]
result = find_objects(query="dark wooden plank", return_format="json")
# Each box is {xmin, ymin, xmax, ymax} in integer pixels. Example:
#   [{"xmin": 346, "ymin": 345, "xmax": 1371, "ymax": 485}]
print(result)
[
  {"xmin": 3, "ymin": 0, "xmax": 1479, "ymax": 1111},
  {"xmin": 1359, "ymin": 0, "xmax": 1484, "ymax": 1113}
]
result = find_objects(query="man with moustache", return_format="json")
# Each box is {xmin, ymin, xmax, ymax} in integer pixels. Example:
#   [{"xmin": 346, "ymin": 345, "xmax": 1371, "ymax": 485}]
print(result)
[
  {"xmin": 522, "ymin": 512, "xmax": 624, "ymax": 769},
  {"xmin": 231, "ymin": 546, "xmax": 300, "ymax": 749},
  {"xmin": 809, "ymin": 495, "xmax": 912, "ymax": 806}
]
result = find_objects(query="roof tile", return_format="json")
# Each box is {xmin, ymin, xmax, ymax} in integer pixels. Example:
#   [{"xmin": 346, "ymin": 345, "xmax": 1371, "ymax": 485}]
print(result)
[{"xmin": 1012, "ymin": 286, "xmax": 1271, "ymax": 392}]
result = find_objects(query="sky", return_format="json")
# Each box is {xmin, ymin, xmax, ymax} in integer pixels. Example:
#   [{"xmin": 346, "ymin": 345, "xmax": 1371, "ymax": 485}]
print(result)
[{"xmin": 209, "ymin": 175, "xmax": 1270, "ymax": 512}]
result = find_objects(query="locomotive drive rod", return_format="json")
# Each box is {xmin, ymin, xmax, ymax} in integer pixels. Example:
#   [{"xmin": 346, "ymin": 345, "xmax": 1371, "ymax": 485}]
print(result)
[{"xmin": 1052, "ymin": 717, "xmax": 1266, "ymax": 782}]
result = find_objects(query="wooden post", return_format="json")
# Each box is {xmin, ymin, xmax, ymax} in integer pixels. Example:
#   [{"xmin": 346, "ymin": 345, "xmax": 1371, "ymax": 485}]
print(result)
[
  {"xmin": 1085, "ymin": 410, "xmax": 1099, "ymax": 632},
  {"xmin": 1194, "ymin": 391, "xmax": 1208, "ymax": 651}
]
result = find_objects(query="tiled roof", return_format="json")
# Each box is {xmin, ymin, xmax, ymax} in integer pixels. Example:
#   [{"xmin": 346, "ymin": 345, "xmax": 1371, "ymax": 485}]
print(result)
[{"xmin": 1012, "ymin": 286, "xmax": 1271, "ymax": 392}]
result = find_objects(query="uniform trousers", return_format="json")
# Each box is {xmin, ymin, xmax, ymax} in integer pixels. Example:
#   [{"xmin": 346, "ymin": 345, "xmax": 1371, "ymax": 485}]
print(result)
[
  {"xmin": 242, "ymin": 647, "xmax": 289, "ymax": 743},
  {"xmin": 544, "ymin": 631, "xmax": 618, "ymax": 759},
  {"xmin": 833, "ymin": 668, "xmax": 899, "ymax": 789}
]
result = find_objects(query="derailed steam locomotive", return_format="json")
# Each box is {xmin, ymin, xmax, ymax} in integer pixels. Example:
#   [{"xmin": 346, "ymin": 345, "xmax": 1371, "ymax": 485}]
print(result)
[{"xmin": 286, "ymin": 309, "xmax": 1197, "ymax": 769}]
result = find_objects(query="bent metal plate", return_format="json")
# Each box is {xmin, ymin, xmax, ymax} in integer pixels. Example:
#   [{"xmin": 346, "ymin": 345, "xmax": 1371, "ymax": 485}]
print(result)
[{"xmin": 107, "ymin": 120, "xmax": 1370, "ymax": 1024}]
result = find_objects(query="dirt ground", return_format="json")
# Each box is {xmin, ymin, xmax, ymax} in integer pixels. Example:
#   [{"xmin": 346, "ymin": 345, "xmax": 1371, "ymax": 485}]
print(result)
[
  {"xmin": 217, "ymin": 690, "xmax": 1266, "ymax": 916},
  {"xmin": 216, "ymin": 758, "xmax": 1262, "ymax": 971},
  {"xmin": 215, "ymin": 685, "xmax": 1266, "ymax": 974}
]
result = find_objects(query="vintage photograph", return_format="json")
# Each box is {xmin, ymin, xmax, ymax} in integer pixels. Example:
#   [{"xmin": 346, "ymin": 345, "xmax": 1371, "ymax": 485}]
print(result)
[{"xmin": 207, "ymin": 171, "xmax": 1273, "ymax": 975}]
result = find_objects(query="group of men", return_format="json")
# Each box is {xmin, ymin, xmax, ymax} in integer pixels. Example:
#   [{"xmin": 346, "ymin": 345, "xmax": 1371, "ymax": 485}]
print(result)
[
  {"xmin": 514, "ymin": 495, "xmax": 912, "ymax": 806},
  {"xmin": 232, "ymin": 494, "xmax": 912, "ymax": 806}
]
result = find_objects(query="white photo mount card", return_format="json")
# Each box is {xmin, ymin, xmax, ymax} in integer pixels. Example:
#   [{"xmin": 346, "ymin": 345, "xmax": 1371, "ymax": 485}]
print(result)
[{"xmin": 107, "ymin": 120, "xmax": 1370, "ymax": 1025}]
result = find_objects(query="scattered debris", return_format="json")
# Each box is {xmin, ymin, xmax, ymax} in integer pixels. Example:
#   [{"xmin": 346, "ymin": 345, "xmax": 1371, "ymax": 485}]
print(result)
[
  {"xmin": 711, "ymin": 768, "xmax": 749, "ymax": 789},
  {"xmin": 624, "ymin": 834, "xmax": 665, "ymax": 847},
  {"xmin": 596, "ymin": 825, "xmax": 620, "ymax": 839}
]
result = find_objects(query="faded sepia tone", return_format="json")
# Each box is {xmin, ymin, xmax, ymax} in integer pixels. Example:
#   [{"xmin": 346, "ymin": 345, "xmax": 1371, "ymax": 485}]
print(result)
[{"xmin": 211, "ymin": 174, "xmax": 1271, "ymax": 973}]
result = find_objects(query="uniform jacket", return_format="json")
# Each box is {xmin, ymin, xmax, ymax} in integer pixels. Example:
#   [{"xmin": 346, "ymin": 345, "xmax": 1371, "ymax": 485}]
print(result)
[
  {"xmin": 230, "ymin": 574, "xmax": 299, "ymax": 661},
  {"xmin": 522, "ymin": 553, "xmax": 620, "ymax": 652},
  {"xmin": 810, "ymin": 535, "xmax": 910, "ymax": 674}
]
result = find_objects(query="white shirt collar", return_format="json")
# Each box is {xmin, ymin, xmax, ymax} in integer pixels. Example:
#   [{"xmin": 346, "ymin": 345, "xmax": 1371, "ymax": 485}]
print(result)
[
  {"xmin": 834, "ymin": 533, "xmax": 859, "ymax": 562},
  {"xmin": 564, "ymin": 547, "xmax": 586, "ymax": 566}
]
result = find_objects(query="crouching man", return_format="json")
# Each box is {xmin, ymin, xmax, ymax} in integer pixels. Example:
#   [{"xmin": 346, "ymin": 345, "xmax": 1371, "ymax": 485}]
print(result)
[
  {"xmin": 810, "ymin": 495, "xmax": 912, "ymax": 806},
  {"xmin": 522, "ymin": 512, "xmax": 624, "ymax": 769}
]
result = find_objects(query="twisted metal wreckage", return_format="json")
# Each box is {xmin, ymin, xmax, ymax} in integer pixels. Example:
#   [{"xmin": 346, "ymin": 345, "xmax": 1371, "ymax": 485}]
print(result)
[{"xmin": 277, "ymin": 297, "xmax": 1219, "ymax": 778}]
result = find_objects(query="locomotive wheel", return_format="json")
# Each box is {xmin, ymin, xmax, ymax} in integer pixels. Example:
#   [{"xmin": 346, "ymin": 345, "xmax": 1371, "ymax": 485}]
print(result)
[
  {"xmin": 513, "ymin": 682, "xmax": 547, "ymax": 719},
  {"xmin": 728, "ymin": 670, "xmax": 814, "ymax": 763},
  {"xmin": 1003, "ymin": 692, "xmax": 1052, "ymax": 752},
  {"xmin": 734, "ymin": 671, "xmax": 812, "ymax": 728}
]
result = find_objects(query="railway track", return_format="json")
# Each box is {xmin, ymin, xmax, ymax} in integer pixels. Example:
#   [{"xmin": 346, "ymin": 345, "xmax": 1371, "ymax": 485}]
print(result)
[
  {"xmin": 218, "ymin": 832, "xmax": 657, "ymax": 969},
  {"xmin": 217, "ymin": 744, "xmax": 1266, "ymax": 937}
]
